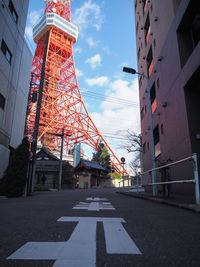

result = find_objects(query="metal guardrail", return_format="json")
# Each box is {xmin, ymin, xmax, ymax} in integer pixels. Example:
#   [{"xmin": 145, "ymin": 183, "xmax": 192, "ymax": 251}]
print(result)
[{"xmin": 140, "ymin": 153, "xmax": 200, "ymax": 205}]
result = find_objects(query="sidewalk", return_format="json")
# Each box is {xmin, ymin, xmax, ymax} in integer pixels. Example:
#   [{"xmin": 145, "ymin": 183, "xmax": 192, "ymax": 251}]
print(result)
[{"xmin": 116, "ymin": 188, "xmax": 200, "ymax": 213}]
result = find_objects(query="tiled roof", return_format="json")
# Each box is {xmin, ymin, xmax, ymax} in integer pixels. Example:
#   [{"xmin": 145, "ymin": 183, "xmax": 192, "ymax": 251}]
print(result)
[{"xmin": 76, "ymin": 159, "xmax": 106, "ymax": 171}]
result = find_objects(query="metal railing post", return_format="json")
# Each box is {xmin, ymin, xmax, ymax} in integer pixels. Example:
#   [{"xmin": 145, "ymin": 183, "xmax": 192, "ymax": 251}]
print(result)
[{"xmin": 192, "ymin": 153, "xmax": 200, "ymax": 205}]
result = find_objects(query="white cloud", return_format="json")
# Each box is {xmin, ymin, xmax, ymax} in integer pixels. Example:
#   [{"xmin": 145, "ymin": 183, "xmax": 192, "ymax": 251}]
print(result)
[
  {"xmin": 25, "ymin": 9, "xmax": 43, "ymax": 52},
  {"xmin": 85, "ymin": 54, "xmax": 101, "ymax": 69},
  {"xmin": 28, "ymin": 9, "xmax": 43, "ymax": 26},
  {"xmin": 102, "ymin": 46, "xmax": 111, "ymax": 55},
  {"xmin": 74, "ymin": 46, "xmax": 82, "ymax": 54},
  {"xmin": 87, "ymin": 37, "xmax": 99, "ymax": 47},
  {"xmin": 85, "ymin": 76, "xmax": 109, "ymax": 86},
  {"xmin": 72, "ymin": 0, "xmax": 104, "ymax": 33},
  {"xmin": 25, "ymin": 25, "xmax": 32, "ymax": 40},
  {"xmin": 76, "ymin": 68, "xmax": 84, "ymax": 77},
  {"xmin": 90, "ymin": 78, "xmax": 140, "ymax": 173}
]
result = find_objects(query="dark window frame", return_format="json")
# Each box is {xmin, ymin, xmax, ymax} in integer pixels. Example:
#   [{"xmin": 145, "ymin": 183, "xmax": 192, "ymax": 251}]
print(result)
[
  {"xmin": 141, "ymin": 107, "xmax": 144, "ymax": 120},
  {"xmin": 144, "ymin": 13, "xmax": 150, "ymax": 45},
  {"xmin": 153, "ymin": 125, "xmax": 160, "ymax": 145},
  {"xmin": 146, "ymin": 46, "xmax": 154, "ymax": 77},
  {"xmin": 9, "ymin": 0, "xmax": 18, "ymax": 24},
  {"xmin": 150, "ymin": 82, "xmax": 157, "ymax": 114},
  {"xmin": 1, "ymin": 39, "xmax": 12, "ymax": 63},
  {"xmin": 177, "ymin": 1, "xmax": 200, "ymax": 67},
  {"xmin": 0, "ymin": 93, "xmax": 6, "ymax": 110}
]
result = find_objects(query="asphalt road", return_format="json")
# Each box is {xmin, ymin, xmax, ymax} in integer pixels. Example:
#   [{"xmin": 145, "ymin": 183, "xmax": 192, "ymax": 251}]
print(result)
[{"xmin": 1, "ymin": 188, "xmax": 200, "ymax": 267}]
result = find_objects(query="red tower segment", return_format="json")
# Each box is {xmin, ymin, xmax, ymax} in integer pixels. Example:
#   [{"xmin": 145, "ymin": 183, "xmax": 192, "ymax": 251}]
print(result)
[{"xmin": 25, "ymin": 0, "xmax": 129, "ymax": 176}]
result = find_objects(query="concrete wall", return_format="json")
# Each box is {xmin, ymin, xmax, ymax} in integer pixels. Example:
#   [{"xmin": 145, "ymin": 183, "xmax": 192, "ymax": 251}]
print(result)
[
  {"xmin": 100, "ymin": 178, "xmax": 131, "ymax": 188},
  {"xmin": 0, "ymin": 144, "xmax": 10, "ymax": 178},
  {"xmin": 0, "ymin": 0, "xmax": 32, "ymax": 178},
  {"xmin": 78, "ymin": 174, "xmax": 91, "ymax": 189}
]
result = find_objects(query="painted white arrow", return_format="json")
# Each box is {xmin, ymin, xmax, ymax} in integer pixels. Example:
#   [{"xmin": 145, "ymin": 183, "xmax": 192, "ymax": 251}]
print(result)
[{"xmin": 7, "ymin": 217, "xmax": 141, "ymax": 267}]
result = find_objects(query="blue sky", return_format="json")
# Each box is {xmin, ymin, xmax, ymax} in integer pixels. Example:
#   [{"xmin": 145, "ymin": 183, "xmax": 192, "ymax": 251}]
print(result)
[{"xmin": 25, "ymin": 0, "xmax": 140, "ymax": 173}]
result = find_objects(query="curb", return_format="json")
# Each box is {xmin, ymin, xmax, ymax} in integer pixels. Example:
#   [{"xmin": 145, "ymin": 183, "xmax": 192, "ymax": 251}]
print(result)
[{"xmin": 117, "ymin": 191, "xmax": 200, "ymax": 213}]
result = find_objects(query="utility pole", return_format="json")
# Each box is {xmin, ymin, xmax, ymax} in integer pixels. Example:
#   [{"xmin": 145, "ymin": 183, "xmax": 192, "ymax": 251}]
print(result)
[
  {"xmin": 29, "ymin": 30, "xmax": 50, "ymax": 194},
  {"xmin": 58, "ymin": 129, "xmax": 64, "ymax": 191}
]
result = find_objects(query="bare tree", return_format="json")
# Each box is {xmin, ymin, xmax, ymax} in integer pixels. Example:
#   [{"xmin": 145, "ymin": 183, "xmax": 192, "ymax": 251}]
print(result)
[
  {"xmin": 122, "ymin": 129, "xmax": 142, "ymax": 154},
  {"xmin": 129, "ymin": 153, "xmax": 141, "ymax": 175},
  {"xmin": 118, "ymin": 129, "xmax": 143, "ymax": 175}
]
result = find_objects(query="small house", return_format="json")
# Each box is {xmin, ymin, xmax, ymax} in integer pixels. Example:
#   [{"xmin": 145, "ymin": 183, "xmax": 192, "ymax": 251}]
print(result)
[{"xmin": 75, "ymin": 159, "xmax": 107, "ymax": 189}]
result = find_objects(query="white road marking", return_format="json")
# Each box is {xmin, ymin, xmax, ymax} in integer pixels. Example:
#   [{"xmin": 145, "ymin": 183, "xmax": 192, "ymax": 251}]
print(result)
[
  {"xmin": 7, "ymin": 220, "xmax": 97, "ymax": 267},
  {"xmin": 86, "ymin": 197, "xmax": 107, "ymax": 201},
  {"xmin": 59, "ymin": 217, "xmax": 141, "ymax": 255},
  {"xmin": 103, "ymin": 221, "xmax": 142, "ymax": 254},
  {"xmin": 73, "ymin": 202, "xmax": 115, "ymax": 211},
  {"xmin": 7, "ymin": 217, "xmax": 141, "ymax": 266}
]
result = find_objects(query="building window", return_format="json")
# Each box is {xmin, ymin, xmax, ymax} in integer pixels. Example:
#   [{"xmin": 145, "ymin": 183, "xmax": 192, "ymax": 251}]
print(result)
[
  {"xmin": 137, "ymin": 47, "xmax": 141, "ymax": 60},
  {"xmin": 144, "ymin": 13, "xmax": 150, "ymax": 45},
  {"xmin": 142, "ymin": 0, "xmax": 148, "ymax": 14},
  {"xmin": 136, "ymin": 22, "xmax": 139, "ymax": 34},
  {"xmin": 153, "ymin": 38, "xmax": 156, "ymax": 48},
  {"xmin": 9, "ymin": 0, "xmax": 18, "ymax": 23},
  {"xmin": 141, "ymin": 107, "xmax": 144, "ymax": 120},
  {"xmin": 153, "ymin": 125, "xmax": 161, "ymax": 157},
  {"xmin": 0, "ymin": 93, "xmax": 6, "ymax": 110},
  {"xmin": 177, "ymin": 1, "xmax": 200, "ymax": 67},
  {"xmin": 143, "ymin": 142, "xmax": 146, "ymax": 154},
  {"xmin": 157, "ymin": 78, "xmax": 160, "ymax": 88},
  {"xmin": 135, "ymin": 0, "xmax": 138, "ymax": 9},
  {"xmin": 139, "ymin": 76, "xmax": 142, "ymax": 88},
  {"xmin": 150, "ymin": 83, "xmax": 157, "ymax": 114},
  {"xmin": 161, "ymin": 124, "xmax": 164, "ymax": 135},
  {"xmin": 146, "ymin": 46, "xmax": 154, "ymax": 77},
  {"xmin": 1, "ymin": 39, "xmax": 12, "ymax": 63}
]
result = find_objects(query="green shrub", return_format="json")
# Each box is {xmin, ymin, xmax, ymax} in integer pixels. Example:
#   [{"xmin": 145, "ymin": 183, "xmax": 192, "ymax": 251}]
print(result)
[{"xmin": 108, "ymin": 172, "xmax": 122, "ymax": 180}]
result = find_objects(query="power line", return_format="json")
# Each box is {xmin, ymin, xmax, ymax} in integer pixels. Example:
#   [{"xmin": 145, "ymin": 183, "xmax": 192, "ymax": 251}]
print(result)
[
  {"xmin": 81, "ymin": 90, "xmax": 138, "ymax": 106},
  {"xmin": 81, "ymin": 91, "xmax": 139, "ymax": 107}
]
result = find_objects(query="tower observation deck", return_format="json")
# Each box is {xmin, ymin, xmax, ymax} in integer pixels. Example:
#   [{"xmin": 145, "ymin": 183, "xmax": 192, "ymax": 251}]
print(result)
[{"xmin": 25, "ymin": 0, "xmax": 129, "ymax": 176}]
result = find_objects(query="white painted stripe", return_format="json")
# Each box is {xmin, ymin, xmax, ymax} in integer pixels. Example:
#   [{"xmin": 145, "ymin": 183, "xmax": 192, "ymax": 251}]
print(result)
[
  {"xmin": 57, "ymin": 217, "xmax": 125, "ymax": 223},
  {"xmin": 7, "ymin": 242, "xmax": 65, "ymax": 260},
  {"xmin": 8, "ymin": 221, "xmax": 97, "ymax": 267},
  {"xmin": 103, "ymin": 221, "xmax": 142, "ymax": 254},
  {"xmin": 53, "ymin": 259, "xmax": 95, "ymax": 267},
  {"xmin": 72, "ymin": 207, "xmax": 89, "ymax": 210},
  {"xmin": 86, "ymin": 197, "xmax": 107, "ymax": 201},
  {"xmin": 88, "ymin": 202, "xmax": 99, "ymax": 211},
  {"xmin": 7, "ymin": 216, "xmax": 141, "ymax": 267},
  {"xmin": 72, "ymin": 202, "xmax": 115, "ymax": 211}
]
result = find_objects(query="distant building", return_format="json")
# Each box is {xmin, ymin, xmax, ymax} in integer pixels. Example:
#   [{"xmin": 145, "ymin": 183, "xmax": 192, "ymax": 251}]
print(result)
[
  {"xmin": 0, "ymin": 0, "xmax": 32, "ymax": 178},
  {"xmin": 75, "ymin": 159, "xmax": 107, "ymax": 189},
  {"xmin": 134, "ymin": 0, "xmax": 200, "ymax": 193},
  {"xmin": 35, "ymin": 147, "xmax": 74, "ymax": 189}
]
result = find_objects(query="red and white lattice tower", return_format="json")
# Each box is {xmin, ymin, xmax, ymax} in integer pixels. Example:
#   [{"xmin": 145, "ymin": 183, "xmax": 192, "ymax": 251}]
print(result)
[{"xmin": 25, "ymin": 0, "xmax": 129, "ymax": 176}]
